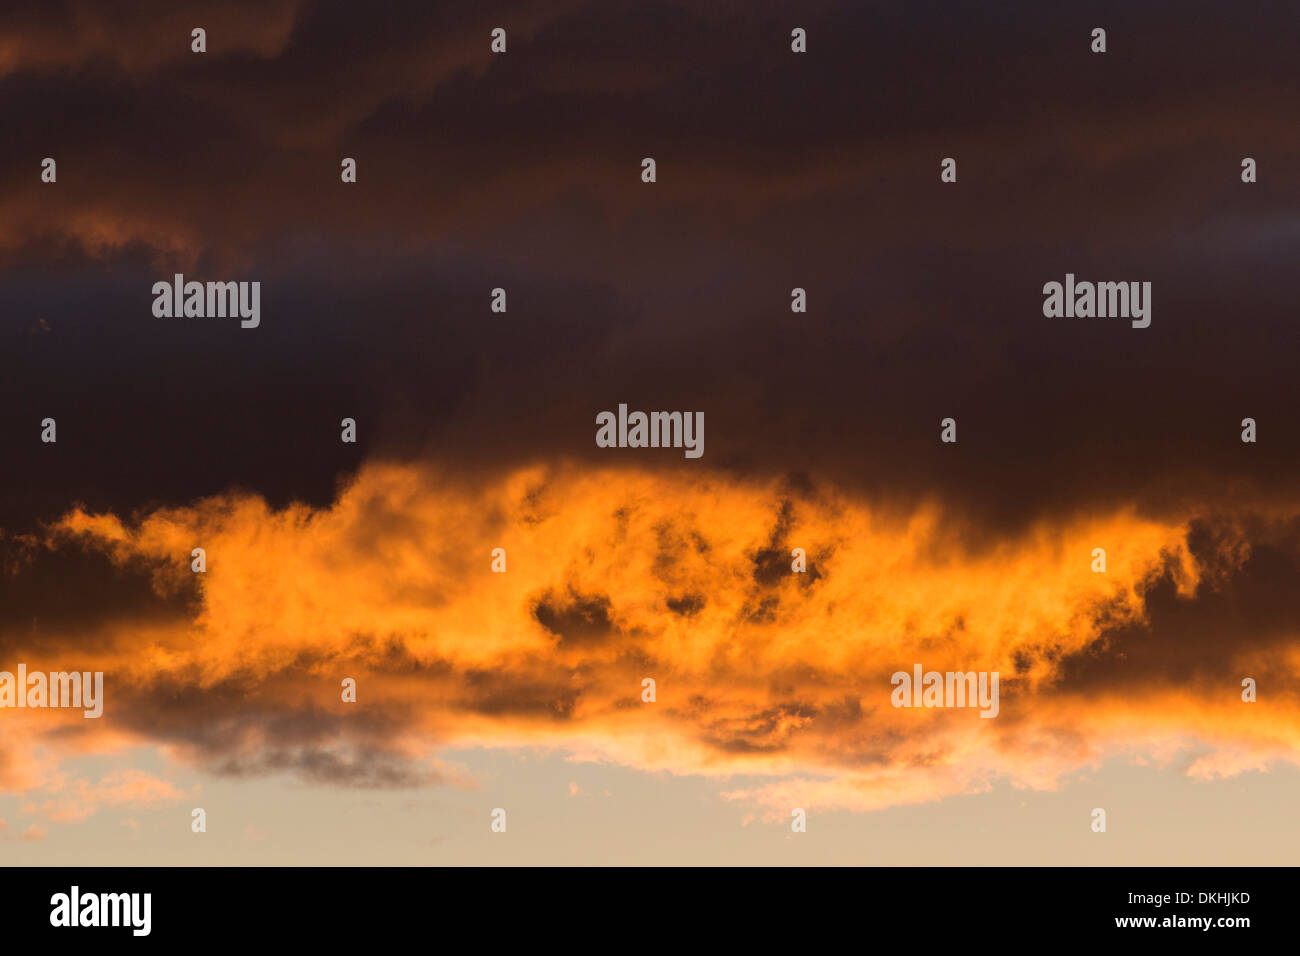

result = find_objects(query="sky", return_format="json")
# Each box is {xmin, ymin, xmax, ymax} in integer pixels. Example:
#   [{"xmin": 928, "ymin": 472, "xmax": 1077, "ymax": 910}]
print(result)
[{"xmin": 2, "ymin": 0, "xmax": 1300, "ymax": 865}]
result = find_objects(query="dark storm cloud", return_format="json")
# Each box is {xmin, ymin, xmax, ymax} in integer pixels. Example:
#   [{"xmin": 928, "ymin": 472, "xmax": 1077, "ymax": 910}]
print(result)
[
  {"xmin": 0, "ymin": 531, "xmax": 198, "ymax": 653},
  {"xmin": 0, "ymin": 0, "xmax": 1297, "ymax": 540},
  {"xmin": 1055, "ymin": 513, "xmax": 1300, "ymax": 695}
]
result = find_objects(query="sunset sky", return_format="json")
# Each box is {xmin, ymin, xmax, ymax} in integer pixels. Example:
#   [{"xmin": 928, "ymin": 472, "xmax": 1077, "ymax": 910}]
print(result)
[{"xmin": 3, "ymin": 0, "xmax": 1300, "ymax": 865}]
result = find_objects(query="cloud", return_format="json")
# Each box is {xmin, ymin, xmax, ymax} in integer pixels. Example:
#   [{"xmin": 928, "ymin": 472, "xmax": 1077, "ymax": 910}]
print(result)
[
  {"xmin": 0, "ymin": 1, "xmax": 304, "ymax": 77},
  {"xmin": 20, "ymin": 770, "xmax": 190, "ymax": 823},
  {"xmin": 1, "ymin": 460, "xmax": 1296, "ymax": 816},
  {"xmin": 2, "ymin": 1, "xmax": 1299, "ymax": 545},
  {"xmin": 19, "ymin": 824, "xmax": 46, "ymax": 842}
]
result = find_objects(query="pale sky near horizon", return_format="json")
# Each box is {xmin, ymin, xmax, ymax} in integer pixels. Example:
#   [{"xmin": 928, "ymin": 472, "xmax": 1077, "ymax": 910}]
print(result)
[{"xmin": 5, "ymin": 743, "xmax": 1296, "ymax": 866}]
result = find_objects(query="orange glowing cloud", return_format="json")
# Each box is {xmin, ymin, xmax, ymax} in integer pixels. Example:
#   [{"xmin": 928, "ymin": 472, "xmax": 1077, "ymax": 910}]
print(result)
[{"xmin": 3, "ymin": 460, "xmax": 1299, "ymax": 820}]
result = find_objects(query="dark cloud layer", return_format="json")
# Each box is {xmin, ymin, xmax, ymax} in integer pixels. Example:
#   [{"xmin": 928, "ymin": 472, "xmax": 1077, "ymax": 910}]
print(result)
[{"xmin": 2, "ymin": 0, "xmax": 1298, "ymax": 534}]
